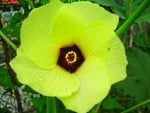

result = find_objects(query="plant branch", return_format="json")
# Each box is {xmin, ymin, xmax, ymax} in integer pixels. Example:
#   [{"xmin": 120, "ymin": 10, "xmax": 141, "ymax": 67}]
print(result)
[
  {"xmin": 1, "ymin": 39, "xmax": 23, "ymax": 113},
  {"xmin": 116, "ymin": 0, "xmax": 150, "ymax": 36},
  {"xmin": 121, "ymin": 99, "xmax": 150, "ymax": 113},
  {"xmin": 0, "ymin": 31, "xmax": 17, "ymax": 51}
]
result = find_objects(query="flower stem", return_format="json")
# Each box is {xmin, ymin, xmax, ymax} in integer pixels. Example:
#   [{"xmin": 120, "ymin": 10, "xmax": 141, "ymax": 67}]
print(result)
[
  {"xmin": 0, "ymin": 30, "xmax": 17, "ymax": 51},
  {"xmin": 116, "ymin": 0, "xmax": 150, "ymax": 36},
  {"xmin": 121, "ymin": 99, "xmax": 150, "ymax": 113},
  {"xmin": 46, "ymin": 97, "xmax": 57, "ymax": 113}
]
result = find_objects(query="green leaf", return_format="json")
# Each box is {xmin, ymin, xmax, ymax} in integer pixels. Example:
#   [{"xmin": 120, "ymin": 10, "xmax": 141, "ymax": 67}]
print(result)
[
  {"xmin": 102, "ymin": 96, "xmax": 124, "ymax": 110},
  {"xmin": 2, "ymin": 24, "xmax": 21, "ymax": 38},
  {"xmin": 0, "ymin": 107, "xmax": 11, "ymax": 113},
  {"xmin": 1, "ymin": 13, "xmax": 24, "ymax": 38},
  {"xmin": 91, "ymin": 0, "xmax": 126, "ymax": 18},
  {"xmin": 19, "ymin": 0, "xmax": 28, "ymax": 6},
  {"xmin": 39, "ymin": 0, "xmax": 49, "ymax": 5},
  {"xmin": 137, "ymin": 13, "xmax": 150, "ymax": 24},
  {"xmin": 134, "ymin": 32, "xmax": 150, "ymax": 48},
  {"xmin": 115, "ymin": 47, "xmax": 150, "ymax": 103},
  {"xmin": 9, "ymin": 13, "xmax": 23, "ymax": 26},
  {"xmin": 91, "ymin": 0, "xmax": 112, "ymax": 6},
  {"xmin": 0, "ymin": 66, "xmax": 13, "ymax": 89},
  {"xmin": 23, "ymin": 85, "xmax": 37, "ymax": 93},
  {"xmin": 136, "ymin": 7, "xmax": 150, "ymax": 24},
  {"xmin": 32, "ymin": 97, "xmax": 46, "ymax": 113}
]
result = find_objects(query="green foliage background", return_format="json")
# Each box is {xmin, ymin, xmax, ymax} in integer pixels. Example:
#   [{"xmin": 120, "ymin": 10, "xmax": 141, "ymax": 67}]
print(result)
[{"xmin": 0, "ymin": 0, "xmax": 150, "ymax": 113}]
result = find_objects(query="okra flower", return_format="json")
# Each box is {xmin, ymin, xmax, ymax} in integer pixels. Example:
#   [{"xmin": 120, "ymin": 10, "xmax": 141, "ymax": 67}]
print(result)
[{"xmin": 10, "ymin": 0, "xmax": 127, "ymax": 112}]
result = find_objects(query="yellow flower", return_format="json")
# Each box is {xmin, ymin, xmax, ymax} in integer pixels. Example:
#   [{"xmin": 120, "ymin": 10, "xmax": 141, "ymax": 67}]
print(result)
[{"xmin": 10, "ymin": 0, "xmax": 127, "ymax": 112}]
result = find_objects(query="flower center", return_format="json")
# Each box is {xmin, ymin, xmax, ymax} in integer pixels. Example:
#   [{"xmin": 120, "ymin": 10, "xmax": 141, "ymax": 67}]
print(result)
[
  {"xmin": 65, "ymin": 51, "xmax": 77, "ymax": 64},
  {"xmin": 57, "ymin": 45, "xmax": 85, "ymax": 73}
]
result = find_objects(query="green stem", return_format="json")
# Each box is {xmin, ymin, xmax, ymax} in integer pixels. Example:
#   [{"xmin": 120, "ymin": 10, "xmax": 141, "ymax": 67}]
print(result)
[
  {"xmin": 0, "ymin": 30, "xmax": 17, "ymax": 51},
  {"xmin": 46, "ymin": 97, "xmax": 50, "ymax": 113},
  {"xmin": 121, "ymin": 99, "xmax": 150, "ymax": 113},
  {"xmin": 116, "ymin": 0, "xmax": 150, "ymax": 36},
  {"xmin": 46, "ymin": 97, "xmax": 57, "ymax": 113}
]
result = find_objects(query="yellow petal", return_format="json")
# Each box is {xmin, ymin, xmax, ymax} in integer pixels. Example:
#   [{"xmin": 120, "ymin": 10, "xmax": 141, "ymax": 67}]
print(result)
[
  {"xmin": 21, "ymin": 1, "xmax": 64, "ymax": 69},
  {"xmin": 10, "ymin": 48, "xmax": 80, "ymax": 97},
  {"xmin": 74, "ymin": 23, "xmax": 114, "ymax": 58},
  {"xmin": 59, "ymin": 56, "xmax": 111, "ymax": 113},
  {"xmin": 106, "ymin": 35, "xmax": 128, "ymax": 84},
  {"xmin": 52, "ymin": 1, "xmax": 118, "ymax": 38}
]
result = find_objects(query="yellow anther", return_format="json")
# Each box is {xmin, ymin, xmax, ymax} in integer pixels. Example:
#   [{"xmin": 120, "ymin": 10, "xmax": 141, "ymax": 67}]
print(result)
[{"xmin": 65, "ymin": 51, "xmax": 77, "ymax": 64}]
